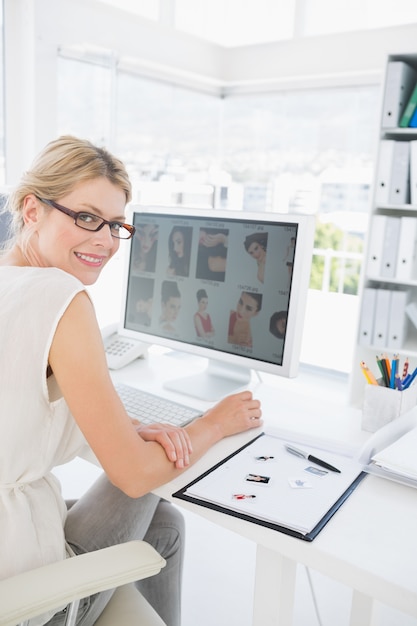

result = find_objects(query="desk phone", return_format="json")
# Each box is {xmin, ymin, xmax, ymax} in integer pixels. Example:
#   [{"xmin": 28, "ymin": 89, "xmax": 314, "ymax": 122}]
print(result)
[{"xmin": 101, "ymin": 324, "xmax": 148, "ymax": 370}]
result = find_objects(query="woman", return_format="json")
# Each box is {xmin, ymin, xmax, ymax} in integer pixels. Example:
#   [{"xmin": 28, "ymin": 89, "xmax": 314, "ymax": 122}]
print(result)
[
  {"xmin": 167, "ymin": 226, "xmax": 192, "ymax": 277},
  {"xmin": 269, "ymin": 310, "xmax": 287, "ymax": 340},
  {"xmin": 243, "ymin": 232, "xmax": 268, "ymax": 284},
  {"xmin": 159, "ymin": 280, "xmax": 182, "ymax": 333},
  {"xmin": 228, "ymin": 291, "xmax": 263, "ymax": 348},
  {"xmin": 193, "ymin": 288, "xmax": 214, "ymax": 339},
  {"xmin": 129, "ymin": 276, "xmax": 154, "ymax": 326},
  {"xmin": 133, "ymin": 222, "xmax": 159, "ymax": 272},
  {"xmin": 0, "ymin": 136, "xmax": 262, "ymax": 626}
]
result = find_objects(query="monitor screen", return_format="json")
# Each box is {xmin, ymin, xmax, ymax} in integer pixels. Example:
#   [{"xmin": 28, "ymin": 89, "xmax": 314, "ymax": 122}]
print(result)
[{"xmin": 118, "ymin": 206, "xmax": 314, "ymax": 401}]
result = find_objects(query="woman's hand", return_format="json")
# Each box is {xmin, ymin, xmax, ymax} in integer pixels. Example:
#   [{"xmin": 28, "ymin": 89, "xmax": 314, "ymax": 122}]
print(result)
[
  {"xmin": 200, "ymin": 232, "xmax": 228, "ymax": 248},
  {"xmin": 200, "ymin": 391, "xmax": 262, "ymax": 439},
  {"xmin": 133, "ymin": 422, "xmax": 193, "ymax": 469}
]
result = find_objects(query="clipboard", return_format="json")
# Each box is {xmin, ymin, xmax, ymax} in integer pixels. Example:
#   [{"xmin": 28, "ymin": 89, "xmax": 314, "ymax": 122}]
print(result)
[{"xmin": 173, "ymin": 432, "xmax": 366, "ymax": 542}]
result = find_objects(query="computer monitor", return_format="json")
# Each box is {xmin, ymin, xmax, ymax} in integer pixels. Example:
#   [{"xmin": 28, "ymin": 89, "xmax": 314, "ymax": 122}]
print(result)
[{"xmin": 119, "ymin": 206, "xmax": 315, "ymax": 401}]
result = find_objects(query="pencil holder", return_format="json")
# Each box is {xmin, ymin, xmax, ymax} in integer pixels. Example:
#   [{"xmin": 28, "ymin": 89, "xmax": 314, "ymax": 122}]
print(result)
[{"xmin": 362, "ymin": 382, "xmax": 417, "ymax": 432}]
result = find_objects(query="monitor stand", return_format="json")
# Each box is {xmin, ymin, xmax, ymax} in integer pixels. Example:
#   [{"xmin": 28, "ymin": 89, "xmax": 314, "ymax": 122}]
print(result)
[{"xmin": 164, "ymin": 359, "xmax": 252, "ymax": 403}]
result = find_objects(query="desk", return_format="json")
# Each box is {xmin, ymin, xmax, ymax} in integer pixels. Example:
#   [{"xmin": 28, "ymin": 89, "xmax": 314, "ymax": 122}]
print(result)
[{"xmin": 112, "ymin": 349, "xmax": 417, "ymax": 626}]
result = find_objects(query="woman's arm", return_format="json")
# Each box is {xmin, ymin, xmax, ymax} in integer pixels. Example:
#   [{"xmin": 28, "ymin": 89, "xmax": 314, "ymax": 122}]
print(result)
[
  {"xmin": 207, "ymin": 256, "xmax": 227, "ymax": 273},
  {"xmin": 49, "ymin": 292, "xmax": 262, "ymax": 498}
]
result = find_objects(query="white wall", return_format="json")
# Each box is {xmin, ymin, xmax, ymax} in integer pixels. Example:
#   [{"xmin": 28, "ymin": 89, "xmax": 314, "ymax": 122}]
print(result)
[{"xmin": 223, "ymin": 24, "xmax": 417, "ymax": 90}]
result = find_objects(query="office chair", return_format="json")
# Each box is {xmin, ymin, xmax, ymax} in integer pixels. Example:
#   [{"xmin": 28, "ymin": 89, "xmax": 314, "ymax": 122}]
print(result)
[{"xmin": 0, "ymin": 540, "xmax": 167, "ymax": 626}]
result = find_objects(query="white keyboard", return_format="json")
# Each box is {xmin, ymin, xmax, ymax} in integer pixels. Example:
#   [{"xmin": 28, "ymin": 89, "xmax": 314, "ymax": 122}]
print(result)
[{"xmin": 116, "ymin": 383, "xmax": 202, "ymax": 427}]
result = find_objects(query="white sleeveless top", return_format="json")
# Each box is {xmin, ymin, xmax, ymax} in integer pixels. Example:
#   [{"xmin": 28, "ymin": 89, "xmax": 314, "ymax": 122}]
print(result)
[{"xmin": 0, "ymin": 267, "xmax": 95, "ymax": 597}]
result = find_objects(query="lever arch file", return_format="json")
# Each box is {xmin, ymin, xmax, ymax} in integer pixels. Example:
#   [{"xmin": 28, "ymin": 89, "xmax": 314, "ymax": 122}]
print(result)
[
  {"xmin": 396, "ymin": 216, "xmax": 417, "ymax": 280},
  {"xmin": 380, "ymin": 216, "xmax": 401, "ymax": 278},
  {"xmin": 375, "ymin": 140, "xmax": 395, "ymax": 205},
  {"xmin": 358, "ymin": 287, "xmax": 377, "ymax": 347},
  {"xmin": 381, "ymin": 61, "xmax": 417, "ymax": 128},
  {"xmin": 366, "ymin": 215, "xmax": 387, "ymax": 277},
  {"xmin": 389, "ymin": 141, "xmax": 410, "ymax": 205}
]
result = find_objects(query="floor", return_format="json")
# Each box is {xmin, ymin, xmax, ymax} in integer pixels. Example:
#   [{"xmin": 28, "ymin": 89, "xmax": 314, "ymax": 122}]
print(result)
[{"xmin": 53, "ymin": 365, "xmax": 417, "ymax": 626}]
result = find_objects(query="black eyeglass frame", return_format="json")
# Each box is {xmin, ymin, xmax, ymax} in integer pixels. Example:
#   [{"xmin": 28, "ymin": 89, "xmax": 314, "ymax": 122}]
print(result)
[{"xmin": 36, "ymin": 196, "xmax": 136, "ymax": 240}]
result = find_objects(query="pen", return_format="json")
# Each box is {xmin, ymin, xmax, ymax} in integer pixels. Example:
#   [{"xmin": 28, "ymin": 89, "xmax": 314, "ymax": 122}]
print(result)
[
  {"xmin": 376, "ymin": 355, "xmax": 385, "ymax": 382},
  {"xmin": 284, "ymin": 444, "xmax": 341, "ymax": 473},
  {"xmin": 389, "ymin": 354, "xmax": 398, "ymax": 389},
  {"xmin": 402, "ymin": 373, "xmax": 411, "ymax": 388},
  {"xmin": 383, "ymin": 353, "xmax": 391, "ymax": 380},
  {"xmin": 402, "ymin": 357, "xmax": 409, "ymax": 381},
  {"xmin": 395, "ymin": 373, "xmax": 404, "ymax": 391},
  {"xmin": 377, "ymin": 355, "xmax": 389, "ymax": 387},
  {"xmin": 403, "ymin": 367, "xmax": 417, "ymax": 389},
  {"xmin": 360, "ymin": 361, "xmax": 378, "ymax": 385}
]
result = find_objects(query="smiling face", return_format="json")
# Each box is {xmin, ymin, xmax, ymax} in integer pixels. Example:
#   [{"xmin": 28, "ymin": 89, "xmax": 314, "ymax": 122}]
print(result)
[{"xmin": 21, "ymin": 177, "xmax": 126, "ymax": 285}]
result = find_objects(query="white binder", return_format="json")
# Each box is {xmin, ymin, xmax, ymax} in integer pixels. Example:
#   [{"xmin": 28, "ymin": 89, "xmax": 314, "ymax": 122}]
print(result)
[
  {"xmin": 366, "ymin": 215, "xmax": 387, "ymax": 278},
  {"xmin": 389, "ymin": 141, "xmax": 410, "ymax": 205},
  {"xmin": 387, "ymin": 289, "xmax": 409, "ymax": 350},
  {"xmin": 381, "ymin": 61, "xmax": 417, "ymax": 128},
  {"xmin": 380, "ymin": 216, "xmax": 401, "ymax": 278},
  {"xmin": 372, "ymin": 289, "xmax": 391, "ymax": 348},
  {"xmin": 395, "ymin": 216, "xmax": 417, "ymax": 281},
  {"xmin": 358, "ymin": 287, "xmax": 377, "ymax": 347},
  {"xmin": 375, "ymin": 140, "xmax": 395, "ymax": 205},
  {"xmin": 410, "ymin": 140, "xmax": 417, "ymax": 206},
  {"xmin": 405, "ymin": 301, "xmax": 417, "ymax": 330}
]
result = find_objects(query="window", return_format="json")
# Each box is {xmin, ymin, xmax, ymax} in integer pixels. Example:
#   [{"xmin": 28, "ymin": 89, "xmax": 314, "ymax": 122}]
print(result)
[
  {"xmin": 220, "ymin": 86, "xmax": 379, "ymax": 370},
  {"xmin": 301, "ymin": 0, "xmax": 417, "ymax": 36},
  {"xmin": 57, "ymin": 52, "xmax": 379, "ymax": 371},
  {"xmin": 92, "ymin": 1, "xmax": 417, "ymax": 44},
  {"xmin": 175, "ymin": 0, "xmax": 295, "ymax": 46},
  {"xmin": 94, "ymin": 0, "xmax": 159, "ymax": 21},
  {"xmin": 115, "ymin": 71, "xmax": 221, "ymax": 207},
  {"xmin": 57, "ymin": 56, "xmax": 112, "ymax": 147}
]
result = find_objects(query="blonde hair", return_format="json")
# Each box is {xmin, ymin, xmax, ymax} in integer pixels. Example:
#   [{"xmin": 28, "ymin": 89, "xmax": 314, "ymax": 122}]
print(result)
[{"xmin": 7, "ymin": 135, "xmax": 132, "ymax": 241}]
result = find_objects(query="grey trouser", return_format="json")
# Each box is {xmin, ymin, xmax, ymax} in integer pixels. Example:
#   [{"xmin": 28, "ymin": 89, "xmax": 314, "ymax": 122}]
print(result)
[{"xmin": 46, "ymin": 473, "xmax": 184, "ymax": 626}]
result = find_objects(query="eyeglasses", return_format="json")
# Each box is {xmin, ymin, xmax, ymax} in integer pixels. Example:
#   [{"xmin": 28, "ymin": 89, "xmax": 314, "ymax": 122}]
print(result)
[{"xmin": 36, "ymin": 197, "xmax": 136, "ymax": 240}]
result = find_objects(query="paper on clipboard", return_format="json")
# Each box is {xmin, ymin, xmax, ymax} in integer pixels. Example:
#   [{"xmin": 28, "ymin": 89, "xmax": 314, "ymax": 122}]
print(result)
[{"xmin": 173, "ymin": 429, "xmax": 365, "ymax": 541}]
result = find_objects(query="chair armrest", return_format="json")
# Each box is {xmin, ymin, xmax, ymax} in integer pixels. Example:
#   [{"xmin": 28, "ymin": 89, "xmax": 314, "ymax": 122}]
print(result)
[{"xmin": 0, "ymin": 540, "xmax": 165, "ymax": 626}]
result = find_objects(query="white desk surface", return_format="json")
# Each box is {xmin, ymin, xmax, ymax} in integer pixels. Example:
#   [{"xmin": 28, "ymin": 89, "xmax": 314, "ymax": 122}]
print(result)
[{"xmin": 112, "ymin": 349, "xmax": 417, "ymax": 624}]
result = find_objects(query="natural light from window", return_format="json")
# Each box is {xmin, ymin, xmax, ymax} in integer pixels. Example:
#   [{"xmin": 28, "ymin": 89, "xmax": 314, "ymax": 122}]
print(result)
[
  {"xmin": 175, "ymin": 0, "xmax": 295, "ymax": 46},
  {"xmin": 302, "ymin": 0, "xmax": 417, "ymax": 35},
  {"xmin": 95, "ymin": 0, "xmax": 417, "ymax": 46},
  {"xmin": 57, "ymin": 50, "xmax": 380, "ymax": 372},
  {"xmin": 95, "ymin": 0, "xmax": 159, "ymax": 20}
]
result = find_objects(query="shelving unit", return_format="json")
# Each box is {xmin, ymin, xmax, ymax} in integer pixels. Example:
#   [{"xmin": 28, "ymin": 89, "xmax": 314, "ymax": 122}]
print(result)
[{"xmin": 350, "ymin": 52, "xmax": 417, "ymax": 405}]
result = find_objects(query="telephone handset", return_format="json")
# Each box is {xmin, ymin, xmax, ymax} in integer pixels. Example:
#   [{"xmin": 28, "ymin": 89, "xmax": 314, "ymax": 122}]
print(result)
[{"xmin": 101, "ymin": 323, "xmax": 148, "ymax": 370}]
